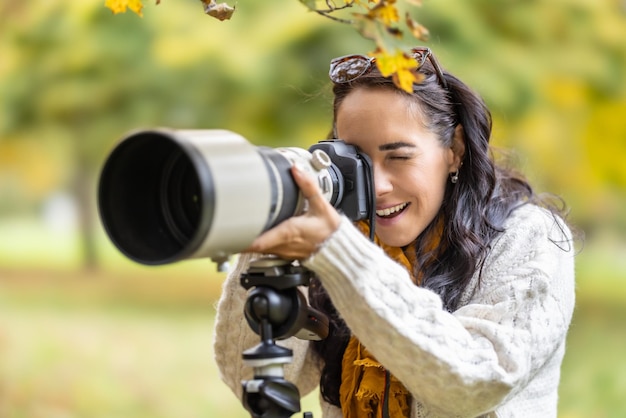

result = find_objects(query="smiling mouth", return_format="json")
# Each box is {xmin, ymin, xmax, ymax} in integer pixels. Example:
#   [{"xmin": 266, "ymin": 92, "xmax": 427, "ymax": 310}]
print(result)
[{"xmin": 376, "ymin": 202, "xmax": 409, "ymax": 218}]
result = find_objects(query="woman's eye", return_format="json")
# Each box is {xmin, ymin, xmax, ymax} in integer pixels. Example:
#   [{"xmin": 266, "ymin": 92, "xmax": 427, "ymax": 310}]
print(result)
[{"xmin": 389, "ymin": 155, "xmax": 412, "ymax": 161}]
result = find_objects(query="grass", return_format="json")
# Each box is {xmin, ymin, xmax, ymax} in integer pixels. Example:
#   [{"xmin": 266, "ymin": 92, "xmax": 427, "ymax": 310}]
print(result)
[
  {"xmin": 559, "ymin": 299, "xmax": 626, "ymax": 418},
  {"xmin": 0, "ymin": 306, "xmax": 224, "ymax": 418},
  {"xmin": 1, "ymin": 218, "xmax": 625, "ymax": 417},
  {"xmin": 0, "ymin": 218, "xmax": 324, "ymax": 418},
  {"xmin": 0, "ymin": 276, "xmax": 323, "ymax": 418}
]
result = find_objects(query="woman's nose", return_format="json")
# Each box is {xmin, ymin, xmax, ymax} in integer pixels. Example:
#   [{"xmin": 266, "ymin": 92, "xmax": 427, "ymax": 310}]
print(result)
[{"xmin": 374, "ymin": 168, "xmax": 393, "ymax": 197}]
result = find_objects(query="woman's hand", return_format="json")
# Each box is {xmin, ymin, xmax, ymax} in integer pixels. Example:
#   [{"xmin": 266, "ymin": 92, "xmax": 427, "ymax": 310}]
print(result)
[{"xmin": 245, "ymin": 165, "xmax": 341, "ymax": 260}]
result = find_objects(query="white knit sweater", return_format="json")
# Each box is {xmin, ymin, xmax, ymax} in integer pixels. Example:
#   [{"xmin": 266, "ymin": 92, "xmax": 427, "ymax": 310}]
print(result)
[{"xmin": 213, "ymin": 204, "xmax": 575, "ymax": 417}]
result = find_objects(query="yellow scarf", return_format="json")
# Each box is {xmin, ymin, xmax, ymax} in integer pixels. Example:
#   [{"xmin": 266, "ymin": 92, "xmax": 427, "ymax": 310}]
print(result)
[
  {"xmin": 339, "ymin": 220, "xmax": 442, "ymax": 418},
  {"xmin": 340, "ymin": 336, "xmax": 411, "ymax": 418}
]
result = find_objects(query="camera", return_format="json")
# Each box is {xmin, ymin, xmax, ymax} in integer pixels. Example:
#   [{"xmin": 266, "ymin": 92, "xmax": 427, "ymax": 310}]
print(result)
[{"xmin": 97, "ymin": 128, "xmax": 374, "ymax": 268}]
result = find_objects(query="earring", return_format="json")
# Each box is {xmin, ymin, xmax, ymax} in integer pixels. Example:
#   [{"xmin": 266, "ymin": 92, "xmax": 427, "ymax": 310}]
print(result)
[{"xmin": 450, "ymin": 171, "xmax": 459, "ymax": 184}]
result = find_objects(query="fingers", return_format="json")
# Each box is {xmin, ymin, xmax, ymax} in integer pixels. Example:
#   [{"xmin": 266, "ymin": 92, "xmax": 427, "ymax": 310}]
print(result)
[
  {"xmin": 245, "ymin": 224, "xmax": 288, "ymax": 255},
  {"xmin": 291, "ymin": 165, "xmax": 323, "ymax": 202},
  {"xmin": 243, "ymin": 164, "xmax": 341, "ymax": 260},
  {"xmin": 291, "ymin": 165, "xmax": 335, "ymax": 218},
  {"xmin": 245, "ymin": 221, "xmax": 318, "ymax": 260}
]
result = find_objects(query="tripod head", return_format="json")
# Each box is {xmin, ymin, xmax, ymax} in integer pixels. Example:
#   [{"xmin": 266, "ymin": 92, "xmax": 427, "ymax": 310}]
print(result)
[{"xmin": 239, "ymin": 256, "xmax": 329, "ymax": 418}]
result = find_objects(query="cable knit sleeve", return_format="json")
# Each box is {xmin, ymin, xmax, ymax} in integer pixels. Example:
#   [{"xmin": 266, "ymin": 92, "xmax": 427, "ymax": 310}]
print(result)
[
  {"xmin": 302, "ymin": 204, "xmax": 575, "ymax": 417},
  {"xmin": 213, "ymin": 253, "xmax": 322, "ymax": 403}
]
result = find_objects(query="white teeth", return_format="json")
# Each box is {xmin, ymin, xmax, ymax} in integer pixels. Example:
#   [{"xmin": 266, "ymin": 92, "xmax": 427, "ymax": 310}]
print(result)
[{"xmin": 376, "ymin": 202, "xmax": 408, "ymax": 217}]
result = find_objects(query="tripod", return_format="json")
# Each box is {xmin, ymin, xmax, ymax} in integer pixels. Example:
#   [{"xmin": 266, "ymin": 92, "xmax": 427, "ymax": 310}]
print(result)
[{"xmin": 239, "ymin": 256, "xmax": 329, "ymax": 418}]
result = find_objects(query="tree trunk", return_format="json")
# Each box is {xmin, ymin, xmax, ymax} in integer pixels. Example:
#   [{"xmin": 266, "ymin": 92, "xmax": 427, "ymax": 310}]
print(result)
[{"xmin": 74, "ymin": 150, "xmax": 99, "ymax": 271}]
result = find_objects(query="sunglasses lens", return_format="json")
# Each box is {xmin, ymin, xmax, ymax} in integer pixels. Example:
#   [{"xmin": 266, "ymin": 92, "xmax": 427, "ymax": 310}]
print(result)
[{"xmin": 330, "ymin": 56, "xmax": 372, "ymax": 83}]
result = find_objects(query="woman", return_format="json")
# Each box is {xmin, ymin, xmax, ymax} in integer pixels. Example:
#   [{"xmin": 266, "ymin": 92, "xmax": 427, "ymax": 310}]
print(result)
[{"xmin": 213, "ymin": 47, "xmax": 576, "ymax": 417}]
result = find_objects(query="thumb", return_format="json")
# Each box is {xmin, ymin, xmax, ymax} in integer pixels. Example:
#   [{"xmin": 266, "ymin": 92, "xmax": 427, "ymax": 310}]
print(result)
[{"xmin": 292, "ymin": 165, "xmax": 326, "ymax": 209}]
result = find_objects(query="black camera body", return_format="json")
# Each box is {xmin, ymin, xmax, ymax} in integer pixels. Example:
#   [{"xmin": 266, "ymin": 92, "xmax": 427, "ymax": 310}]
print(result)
[
  {"xmin": 98, "ymin": 129, "xmax": 374, "ymax": 268},
  {"xmin": 309, "ymin": 140, "xmax": 373, "ymax": 222}
]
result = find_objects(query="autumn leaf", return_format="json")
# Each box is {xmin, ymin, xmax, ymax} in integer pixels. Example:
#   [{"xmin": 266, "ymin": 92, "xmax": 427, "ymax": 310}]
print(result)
[
  {"xmin": 405, "ymin": 12, "xmax": 429, "ymax": 41},
  {"xmin": 371, "ymin": 49, "xmax": 421, "ymax": 93},
  {"xmin": 104, "ymin": 0, "xmax": 144, "ymax": 17},
  {"xmin": 202, "ymin": 0, "xmax": 236, "ymax": 21},
  {"xmin": 386, "ymin": 26, "xmax": 403, "ymax": 39},
  {"xmin": 367, "ymin": 1, "xmax": 399, "ymax": 26},
  {"xmin": 372, "ymin": 49, "xmax": 416, "ymax": 77}
]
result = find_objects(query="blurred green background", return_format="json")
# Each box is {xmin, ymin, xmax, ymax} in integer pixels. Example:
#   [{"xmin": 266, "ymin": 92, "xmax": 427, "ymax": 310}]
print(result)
[{"xmin": 1, "ymin": 0, "xmax": 625, "ymax": 417}]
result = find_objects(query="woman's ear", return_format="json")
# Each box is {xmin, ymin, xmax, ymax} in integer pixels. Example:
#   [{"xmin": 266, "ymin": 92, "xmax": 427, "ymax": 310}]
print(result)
[{"xmin": 451, "ymin": 124, "xmax": 466, "ymax": 170}]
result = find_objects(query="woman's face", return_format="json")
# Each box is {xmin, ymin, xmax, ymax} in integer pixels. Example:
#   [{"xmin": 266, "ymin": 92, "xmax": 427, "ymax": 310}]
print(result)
[{"xmin": 336, "ymin": 87, "xmax": 462, "ymax": 247}]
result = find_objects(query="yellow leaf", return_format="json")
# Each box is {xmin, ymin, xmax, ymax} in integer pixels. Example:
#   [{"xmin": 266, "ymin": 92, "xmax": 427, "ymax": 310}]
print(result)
[
  {"xmin": 127, "ymin": 0, "xmax": 144, "ymax": 16},
  {"xmin": 394, "ymin": 68, "xmax": 422, "ymax": 93},
  {"xmin": 368, "ymin": 1, "xmax": 399, "ymax": 26},
  {"xmin": 371, "ymin": 49, "xmax": 420, "ymax": 93},
  {"xmin": 371, "ymin": 49, "xmax": 417, "ymax": 77},
  {"xmin": 104, "ymin": 0, "xmax": 125, "ymax": 14},
  {"xmin": 105, "ymin": 0, "xmax": 144, "ymax": 17}
]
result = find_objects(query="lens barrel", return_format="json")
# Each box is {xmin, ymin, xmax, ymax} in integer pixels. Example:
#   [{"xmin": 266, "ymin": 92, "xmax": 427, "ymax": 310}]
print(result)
[{"xmin": 98, "ymin": 129, "xmax": 299, "ymax": 265}]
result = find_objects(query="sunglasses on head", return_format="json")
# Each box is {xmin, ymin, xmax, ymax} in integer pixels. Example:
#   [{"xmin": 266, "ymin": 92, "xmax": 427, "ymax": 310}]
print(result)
[{"xmin": 329, "ymin": 47, "xmax": 448, "ymax": 90}]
